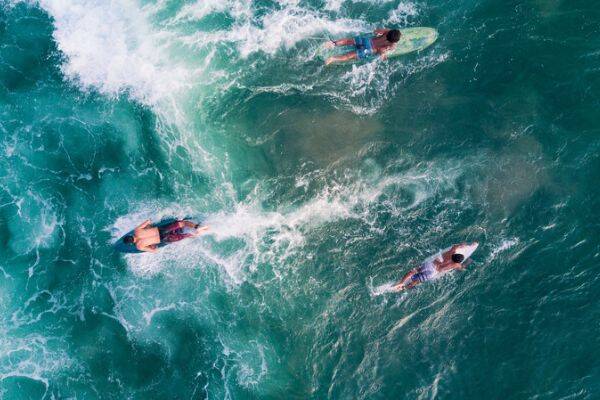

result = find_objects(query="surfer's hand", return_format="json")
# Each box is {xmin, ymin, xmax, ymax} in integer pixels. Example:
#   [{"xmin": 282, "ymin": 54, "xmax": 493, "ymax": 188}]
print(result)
[
  {"xmin": 143, "ymin": 245, "xmax": 158, "ymax": 253},
  {"xmin": 324, "ymin": 40, "xmax": 335, "ymax": 49}
]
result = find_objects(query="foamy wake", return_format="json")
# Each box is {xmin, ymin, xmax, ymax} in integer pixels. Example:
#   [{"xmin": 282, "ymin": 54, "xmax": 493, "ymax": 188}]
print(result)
[
  {"xmin": 113, "ymin": 160, "xmax": 464, "ymax": 281},
  {"xmin": 488, "ymin": 238, "xmax": 519, "ymax": 262},
  {"xmin": 369, "ymin": 281, "xmax": 398, "ymax": 296},
  {"xmin": 388, "ymin": 2, "xmax": 419, "ymax": 25}
]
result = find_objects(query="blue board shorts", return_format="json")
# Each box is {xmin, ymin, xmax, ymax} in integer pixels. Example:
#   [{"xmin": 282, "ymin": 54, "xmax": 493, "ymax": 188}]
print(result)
[
  {"xmin": 354, "ymin": 36, "xmax": 374, "ymax": 59},
  {"xmin": 412, "ymin": 260, "xmax": 438, "ymax": 283}
]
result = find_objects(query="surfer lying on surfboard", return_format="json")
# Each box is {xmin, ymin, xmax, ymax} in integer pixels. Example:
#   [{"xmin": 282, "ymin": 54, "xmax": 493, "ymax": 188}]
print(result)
[
  {"xmin": 392, "ymin": 242, "xmax": 478, "ymax": 291},
  {"xmin": 123, "ymin": 219, "xmax": 209, "ymax": 253},
  {"xmin": 324, "ymin": 28, "xmax": 401, "ymax": 65}
]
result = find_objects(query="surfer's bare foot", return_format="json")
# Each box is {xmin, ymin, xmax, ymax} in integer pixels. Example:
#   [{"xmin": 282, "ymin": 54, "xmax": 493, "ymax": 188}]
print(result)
[
  {"xmin": 392, "ymin": 283, "xmax": 405, "ymax": 292},
  {"xmin": 194, "ymin": 225, "xmax": 210, "ymax": 235},
  {"xmin": 324, "ymin": 40, "xmax": 335, "ymax": 49},
  {"xmin": 325, "ymin": 57, "xmax": 334, "ymax": 66}
]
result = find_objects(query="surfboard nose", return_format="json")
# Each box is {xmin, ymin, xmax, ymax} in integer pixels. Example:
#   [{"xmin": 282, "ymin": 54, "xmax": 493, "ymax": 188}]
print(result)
[{"xmin": 455, "ymin": 242, "xmax": 479, "ymax": 259}]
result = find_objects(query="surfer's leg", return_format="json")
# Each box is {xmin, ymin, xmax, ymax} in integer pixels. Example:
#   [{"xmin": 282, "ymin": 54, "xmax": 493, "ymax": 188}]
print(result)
[
  {"xmin": 180, "ymin": 220, "xmax": 209, "ymax": 236},
  {"xmin": 325, "ymin": 51, "xmax": 359, "ymax": 65},
  {"xmin": 179, "ymin": 220, "xmax": 199, "ymax": 229},
  {"xmin": 406, "ymin": 280, "xmax": 421, "ymax": 290},
  {"xmin": 161, "ymin": 229, "xmax": 191, "ymax": 243},
  {"xmin": 160, "ymin": 221, "xmax": 184, "ymax": 233},
  {"xmin": 158, "ymin": 222, "xmax": 185, "ymax": 243},
  {"xmin": 393, "ymin": 268, "xmax": 417, "ymax": 290},
  {"xmin": 333, "ymin": 38, "xmax": 355, "ymax": 47},
  {"xmin": 324, "ymin": 37, "xmax": 355, "ymax": 50},
  {"xmin": 400, "ymin": 269, "xmax": 417, "ymax": 285}
]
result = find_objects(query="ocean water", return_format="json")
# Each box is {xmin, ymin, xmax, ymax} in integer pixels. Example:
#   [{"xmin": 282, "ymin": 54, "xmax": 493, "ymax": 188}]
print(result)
[{"xmin": 0, "ymin": 0, "xmax": 598, "ymax": 398}]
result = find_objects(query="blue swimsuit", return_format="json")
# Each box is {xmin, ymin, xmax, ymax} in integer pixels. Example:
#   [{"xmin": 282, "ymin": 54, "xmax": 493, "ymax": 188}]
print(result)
[
  {"xmin": 411, "ymin": 260, "xmax": 438, "ymax": 283},
  {"xmin": 354, "ymin": 36, "xmax": 374, "ymax": 59}
]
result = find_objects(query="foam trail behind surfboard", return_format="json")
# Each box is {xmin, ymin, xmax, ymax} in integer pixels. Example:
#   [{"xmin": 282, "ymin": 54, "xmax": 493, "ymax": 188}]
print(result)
[{"xmin": 370, "ymin": 282, "xmax": 397, "ymax": 296}]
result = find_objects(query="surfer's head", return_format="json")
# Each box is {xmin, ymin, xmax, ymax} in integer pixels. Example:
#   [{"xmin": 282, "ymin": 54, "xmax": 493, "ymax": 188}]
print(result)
[
  {"xmin": 452, "ymin": 253, "xmax": 465, "ymax": 263},
  {"xmin": 124, "ymin": 235, "xmax": 135, "ymax": 244},
  {"xmin": 386, "ymin": 29, "xmax": 401, "ymax": 43}
]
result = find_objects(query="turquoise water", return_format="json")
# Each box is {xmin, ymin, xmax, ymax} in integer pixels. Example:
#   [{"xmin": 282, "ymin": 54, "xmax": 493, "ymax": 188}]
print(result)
[{"xmin": 0, "ymin": 0, "xmax": 598, "ymax": 398}]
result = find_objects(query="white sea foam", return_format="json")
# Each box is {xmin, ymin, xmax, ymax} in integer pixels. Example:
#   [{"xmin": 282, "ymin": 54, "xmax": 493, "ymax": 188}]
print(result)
[
  {"xmin": 143, "ymin": 303, "xmax": 176, "ymax": 326},
  {"xmin": 173, "ymin": 0, "xmax": 252, "ymax": 22},
  {"xmin": 324, "ymin": 0, "xmax": 346, "ymax": 11},
  {"xmin": 38, "ymin": 0, "xmax": 194, "ymax": 107},
  {"xmin": 488, "ymin": 238, "xmax": 519, "ymax": 261},
  {"xmin": 322, "ymin": 48, "xmax": 448, "ymax": 115},
  {"xmin": 7, "ymin": 190, "xmax": 62, "ymax": 258},
  {"xmin": 369, "ymin": 282, "xmax": 397, "ymax": 296},
  {"xmin": 234, "ymin": 341, "xmax": 268, "ymax": 387},
  {"xmin": 202, "ymin": 160, "xmax": 463, "ymax": 281},
  {"xmin": 10, "ymin": 290, "xmax": 69, "ymax": 328},
  {"xmin": 0, "ymin": 328, "xmax": 76, "ymax": 395},
  {"xmin": 325, "ymin": 0, "xmax": 401, "ymax": 12},
  {"xmin": 387, "ymin": 2, "xmax": 419, "ymax": 25}
]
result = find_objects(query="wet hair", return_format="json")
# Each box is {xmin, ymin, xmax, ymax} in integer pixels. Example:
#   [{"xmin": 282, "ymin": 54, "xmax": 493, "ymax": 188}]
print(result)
[
  {"xmin": 452, "ymin": 253, "xmax": 465, "ymax": 263},
  {"xmin": 386, "ymin": 29, "xmax": 401, "ymax": 43},
  {"xmin": 123, "ymin": 235, "xmax": 135, "ymax": 244}
]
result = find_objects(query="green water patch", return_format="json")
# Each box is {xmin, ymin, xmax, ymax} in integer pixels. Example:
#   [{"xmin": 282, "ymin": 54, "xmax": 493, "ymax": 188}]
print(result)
[{"xmin": 0, "ymin": 376, "xmax": 47, "ymax": 400}]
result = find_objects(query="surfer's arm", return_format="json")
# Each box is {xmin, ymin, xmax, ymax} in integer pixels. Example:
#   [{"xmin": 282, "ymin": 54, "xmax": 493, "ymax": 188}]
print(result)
[
  {"xmin": 177, "ymin": 221, "xmax": 209, "ymax": 236},
  {"xmin": 458, "ymin": 259, "xmax": 473, "ymax": 270},
  {"xmin": 378, "ymin": 44, "xmax": 396, "ymax": 60},
  {"xmin": 136, "ymin": 219, "xmax": 152, "ymax": 230},
  {"xmin": 180, "ymin": 220, "xmax": 201, "ymax": 229},
  {"xmin": 373, "ymin": 28, "xmax": 389, "ymax": 37},
  {"xmin": 140, "ymin": 244, "xmax": 158, "ymax": 253},
  {"xmin": 440, "ymin": 262, "xmax": 464, "ymax": 273},
  {"xmin": 133, "ymin": 220, "xmax": 152, "ymax": 237},
  {"xmin": 441, "ymin": 243, "xmax": 465, "ymax": 260}
]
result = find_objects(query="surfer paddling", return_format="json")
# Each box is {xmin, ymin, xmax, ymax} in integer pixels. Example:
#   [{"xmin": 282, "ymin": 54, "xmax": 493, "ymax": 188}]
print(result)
[
  {"xmin": 124, "ymin": 219, "xmax": 209, "ymax": 253},
  {"xmin": 392, "ymin": 242, "xmax": 478, "ymax": 291},
  {"xmin": 324, "ymin": 28, "xmax": 401, "ymax": 65}
]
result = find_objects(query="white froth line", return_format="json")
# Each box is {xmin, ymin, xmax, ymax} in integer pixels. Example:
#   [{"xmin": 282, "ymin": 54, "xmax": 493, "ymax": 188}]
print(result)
[{"xmin": 143, "ymin": 304, "xmax": 176, "ymax": 325}]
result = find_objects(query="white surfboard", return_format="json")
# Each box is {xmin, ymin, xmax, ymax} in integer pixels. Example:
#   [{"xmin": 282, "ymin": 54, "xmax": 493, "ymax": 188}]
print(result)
[{"xmin": 455, "ymin": 242, "xmax": 479, "ymax": 260}]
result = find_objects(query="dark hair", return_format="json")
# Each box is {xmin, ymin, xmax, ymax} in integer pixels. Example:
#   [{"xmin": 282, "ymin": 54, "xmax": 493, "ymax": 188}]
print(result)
[
  {"xmin": 452, "ymin": 253, "xmax": 465, "ymax": 263},
  {"xmin": 124, "ymin": 235, "xmax": 135, "ymax": 244},
  {"xmin": 386, "ymin": 29, "xmax": 401, "ymax": 43}
]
